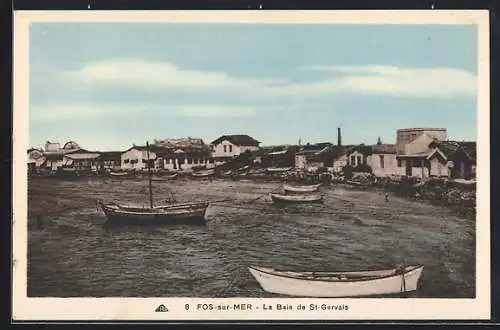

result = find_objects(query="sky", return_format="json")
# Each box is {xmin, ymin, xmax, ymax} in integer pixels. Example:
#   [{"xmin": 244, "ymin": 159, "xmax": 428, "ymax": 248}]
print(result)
[{"xmin": 29, "ymin": 23, "xmax": 478, "ymax": 151}]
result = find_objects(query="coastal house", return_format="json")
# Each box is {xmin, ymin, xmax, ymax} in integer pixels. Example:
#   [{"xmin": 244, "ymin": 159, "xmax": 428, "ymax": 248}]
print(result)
[
  {"xmin": 96, "ymin": 151, "xmax": 122, "ymax": 172},
  {"xmin": 121, "ymin": 145, "xmax": 160, "ymax": 171},
  {"xmin": 428, "ymin": 140, "xmax": 476, "ymax": 179},
  {"xmin": 262, "ymin": 146, "xmax": 297, "ymax": 168},
  {"xmin": 294, "ymin": 143, "xmax": 334, "ymax": 172},
  {"xmin": 62, "ymin": 150, "xmax": 101, "ymax": 173},
  {"xmin": 210, "ymin": 134, "xmax": 261, "ymax": 165},
  {"xmin": 122, "ymin": 142, "xmax": 213, "ymax": 172},
  {"xmin": 27, "ymin": 148, "xmax": 46, "ymax": 172},
  {"xmin": 153, "ymin": 137, "xmax": 214, "ymax": 170},
  {"xmin": 330, "ymin": 141, "xmax": 397, "ymax": 177},
  {"xmin": 41, "ymin": 140, "xmax": 82, "ymax": 171},
  {"xmin": 394, "ymin": 128, "xmax": 447, "ymax": 178},
  {"xmin": 370, "ymin": 140, "xmax": 397, "ymax": 177}
]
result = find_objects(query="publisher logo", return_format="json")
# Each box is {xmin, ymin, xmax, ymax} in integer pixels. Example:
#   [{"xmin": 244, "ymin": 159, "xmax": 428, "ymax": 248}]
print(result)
[{"xmin": 155, "ymin": 304, "xmax": 169, "ymax": 312}]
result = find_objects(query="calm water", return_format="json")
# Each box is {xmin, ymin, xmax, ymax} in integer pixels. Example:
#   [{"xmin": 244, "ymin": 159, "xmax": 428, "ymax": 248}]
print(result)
[{"xmin": 27, "ymin": 177, "xmax": 475, "ymax": 298}]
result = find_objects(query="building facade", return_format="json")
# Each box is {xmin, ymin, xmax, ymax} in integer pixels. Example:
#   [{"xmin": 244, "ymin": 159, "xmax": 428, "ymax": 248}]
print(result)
[{"xmin": 210, "ymin": 135, "xmax": 260, "ymax": 164}]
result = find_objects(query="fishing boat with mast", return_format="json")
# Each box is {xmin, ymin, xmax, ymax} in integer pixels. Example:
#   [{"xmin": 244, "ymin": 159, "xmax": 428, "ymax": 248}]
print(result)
[{"xmin": 99, "ymin": 142, "xmax": 210, "ymax": 225}]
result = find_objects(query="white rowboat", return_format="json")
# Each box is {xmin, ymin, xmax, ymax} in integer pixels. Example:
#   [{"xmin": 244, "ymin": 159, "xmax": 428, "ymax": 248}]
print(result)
[
  {"xmin": 248, "ymin": 265, "xmax": 424, "ymax": 297},
  {"xmin": 283, "ymin": 183, "xmax": 321, "ymax": 193},
  {"xmin": 270, "ymin": 193, "xmax": 323, "ymax": 204},
  {"xmin": 109, "ymin": 171, "xmax": 133, "ymax": 177},
  {"xmin": 192, "ymin": 170, "xmax": 215, "ymax": 177}
]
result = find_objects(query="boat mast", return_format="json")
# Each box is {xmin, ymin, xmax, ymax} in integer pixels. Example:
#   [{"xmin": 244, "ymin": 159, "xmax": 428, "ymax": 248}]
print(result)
[{"xmin": 146, "ymin": 141, "xmax": 153, "ymax": 209}]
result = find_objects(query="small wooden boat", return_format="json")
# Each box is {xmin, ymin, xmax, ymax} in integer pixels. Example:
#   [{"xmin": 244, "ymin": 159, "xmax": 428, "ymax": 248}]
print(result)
[
  {"xmin": 235, "ymin": 165, "xmax": 250, "ymax": 172},
  {"xmin": 109, "ymin": 171, "xmax": 133, "ymax": 177},
  {"xmin": 266, "ymin": 167, "xmax": 293, "ymax": 173},
  {"xmin": 283, "ymin": 183, "xmax": 321, "ymax": 193},
  {"xmin": 270, "ymin": 193, "xmax": 323, "ymax": 204},
  {"xmin": 192, "ymin": 169, "xmax": 215, "ymax": 178},
  {"xmin": 248, "ymin": 265, "xmax": 424, "ymax": 297},
  {"xmin": 151, "ymin": 173, "xmax": 178, "ymax": 181}
]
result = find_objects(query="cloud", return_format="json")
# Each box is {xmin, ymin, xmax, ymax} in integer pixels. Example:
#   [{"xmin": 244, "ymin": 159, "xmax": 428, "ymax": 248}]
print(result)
[
  {"xmin": 56, "ymin": 59, "xmax": 476, "ymax": 100},
  {"xmin": 29, "ymin": 103, "xmax": 277, "ymax": 122},
  {"xmin": 60, "ymin": 58, "xmax": 286, "ymax": 90},
  {"xmin": 295, "ymin": 65, "xmax": 477, "ymax": 98}
]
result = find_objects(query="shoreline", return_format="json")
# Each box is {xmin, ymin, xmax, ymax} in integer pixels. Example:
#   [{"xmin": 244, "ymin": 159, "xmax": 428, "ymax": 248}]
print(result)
[{"xmin": 27, "ymin": 174, "xmax": 476, "ymax": 220}]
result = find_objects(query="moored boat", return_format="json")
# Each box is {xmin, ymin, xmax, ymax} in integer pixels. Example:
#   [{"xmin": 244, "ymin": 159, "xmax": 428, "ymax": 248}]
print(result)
[
  {"xmin": 270, "ymin": 193, "xmax": 323, "ymax": 204},
  {"xmin": 151, "ymin": 173, "xmax": 178, "ymax": 181},
  {"xmin": 100, "ymin": 201, "xmax": 209, "ymax": 225},
  {"xmin": 283, "ymin": 183, "xmax": 321, "ymax": 193},
  {"xmin": 192, "ymin": 169, "xmax": 215, "ymax": 178},
  {"xmin": 109, "ymin": 171, "xmax": 133, "ymax": 178},
  {"xmin": 266, "ymin": 167, "xmax": 293, "ymax": 173},
  {"xmin": 248, "ymin": 264, "xmax": 424, "ymax": 297},
  {"xmin": 100, "ymin": 142, "xmax": 210, "ymax": 225}
]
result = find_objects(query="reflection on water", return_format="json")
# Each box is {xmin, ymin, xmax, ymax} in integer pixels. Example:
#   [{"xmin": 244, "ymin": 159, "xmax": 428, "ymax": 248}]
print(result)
[{"xmin": 27, "ymin": 178, "xmax": 475, "ymax": 298}]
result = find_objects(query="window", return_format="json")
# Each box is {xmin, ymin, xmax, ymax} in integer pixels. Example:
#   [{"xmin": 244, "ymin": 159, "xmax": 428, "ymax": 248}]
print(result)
[
  {"xmin": 397, "ymin": 159, "xmax": 402, "ymax": 167},
  {"xmin": 223, "ymin": 145, "xmax": 227, "ymax": 153},
  {"xmin": 407, "ymin": 159, "xmax": 412, "ymax": 168},
  {"xmin": 350, "ymin": 155, "xmax": 356, "ymax": 165},
  {"xmin": 229, "ymin": 145, "xmax": 233, "ymax": 153},
  {"xmin": 187, "ymin": 158, "xmax": 193, "ymax": 164},
  {"xmin": 209, "ymin": 159, "xmax": 214, "ymax": 164},
  {"xmin": 124, "ymin": 159, "xmax": 130, "ymax": 164},
  {"xmin": 357, "ymin": 156, "xmax": 362, "ymax": 166},
  {"xmin": 379, "ymin": 155, "xmax": 385, "ymax": 169}
]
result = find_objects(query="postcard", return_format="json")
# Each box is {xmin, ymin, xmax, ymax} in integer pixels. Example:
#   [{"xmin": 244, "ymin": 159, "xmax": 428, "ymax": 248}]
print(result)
[{"xmin": 12, "ymin": 10, "xmax": 490, "ymax": 321}]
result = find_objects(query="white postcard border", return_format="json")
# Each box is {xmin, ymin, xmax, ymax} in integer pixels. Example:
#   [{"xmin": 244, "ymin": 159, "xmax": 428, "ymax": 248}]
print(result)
[{"xmin": 12, "ymin": 10, "xmax": 491, "ymax": 321}]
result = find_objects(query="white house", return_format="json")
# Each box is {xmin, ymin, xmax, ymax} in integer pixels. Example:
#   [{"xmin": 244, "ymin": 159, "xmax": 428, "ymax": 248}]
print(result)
[
  {"xmin": 121, "ymin": 144, "xmax": 214, "ymax": 172},
  {"xmin": 370, "ymin": 143, "xmax": 398, "ymax": 177},
  {"xmin": 210, "ymin": 134, "xmax": 260, "ymax": 164},
  {"xmin": 121, "ymin": 146, "xmax": 157, "ymax": 171}
]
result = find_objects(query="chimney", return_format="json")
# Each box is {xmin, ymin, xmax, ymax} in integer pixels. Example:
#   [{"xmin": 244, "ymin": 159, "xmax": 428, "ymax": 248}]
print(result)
[{"xmin": 337, "ymin": 127, "xmax": 342, "ymax": 146}]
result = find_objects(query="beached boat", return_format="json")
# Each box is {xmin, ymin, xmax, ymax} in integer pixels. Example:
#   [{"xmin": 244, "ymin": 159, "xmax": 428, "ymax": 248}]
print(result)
[
  {"xmin": 235, "ymin": 165, "xmax": 250, "ymax": 172},
  {"xmin": 270, "ymin": 193, "xmax": 323, "ymax": 204},
  {"xmin": 99, "ymin": 142, "xmax": 210, "ymax": 225},
  {"xmin": 192, "ymin": 169, "xmax": 215, "ymax": 178},
  {"xmin": 266, "ymin": 167, "xmax": 293, "ymax": 173},
  {"xmin": 109, "ymin": 171, "xmax": 133, "ymax": 177},
  {"xmin": 151, "ymin": 173, "xmax": 178, "ymax": 181},
  {"xmin": 283, "ymin": 183, "xmax": 321, "ymax": 193},
  {"xmin": 248, "ymin": 264, "xmax": 424, "ymax": 297}
]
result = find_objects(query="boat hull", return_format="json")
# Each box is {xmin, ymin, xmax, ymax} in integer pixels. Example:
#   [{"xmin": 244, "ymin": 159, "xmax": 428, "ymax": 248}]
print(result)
[
  {"xmin": 248, "ymin": 265, "xmax": 424, "ymax": 298},
  {"xmin": 192, "ymin": 170, "xmax": 215, "ymax": 178},
  {"xmin": 271, "ymin": 193, "xmax": 323, "ymax": 204},
  {"xmin": 283, "ymin": 184, "xmax": 321, "ymax": 193},
  {"xmin": 100, "ymin": 203, "xmax": 208, "ymax": 225}
]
